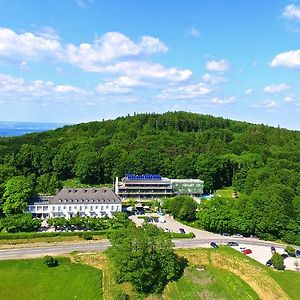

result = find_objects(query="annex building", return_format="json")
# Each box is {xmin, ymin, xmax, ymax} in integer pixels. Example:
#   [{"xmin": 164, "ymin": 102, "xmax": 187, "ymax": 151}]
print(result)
[
  {"xmin": 28, "ymin": 187, "xmax": 122, "ymax": 219},
  {"xmin": 115, "ymin": 174, "xmax": 204, "ymax": 199}
]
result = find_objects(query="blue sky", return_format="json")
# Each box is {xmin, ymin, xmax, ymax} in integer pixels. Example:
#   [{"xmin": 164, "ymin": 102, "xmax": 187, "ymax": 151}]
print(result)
[{"xmin": 0, "ymin": 0, "xmax": 300, "ymax": 129}]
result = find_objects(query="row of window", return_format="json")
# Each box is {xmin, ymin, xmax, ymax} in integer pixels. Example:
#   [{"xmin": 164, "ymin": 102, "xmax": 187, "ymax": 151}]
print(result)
[
  {"xmin": 52, "ymin": 205, "xmax": 120, "ymax": 212},
  {"xmin": 30, "ymin": 205, "xmax": 120, "ymax": 212}
]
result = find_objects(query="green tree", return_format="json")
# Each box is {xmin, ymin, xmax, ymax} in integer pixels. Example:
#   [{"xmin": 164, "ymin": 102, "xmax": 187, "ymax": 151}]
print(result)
[
  {"xmin": 2, "ymin": 175, "xmax": 35, "ymax": 215},
  {"xmin": 36, "ymin": 173, "xmax": 62, "ymax": 195},
  {"xmin": 107, "ymin": 223, "xmax": 185, "ymax": 294},
  {"xmin": 271, "ymin": 253, "xmax": 285, "ymax": 270},
  {"xmin": 74, "ymin": 151, "xmax": 103, "ymax": 184}
]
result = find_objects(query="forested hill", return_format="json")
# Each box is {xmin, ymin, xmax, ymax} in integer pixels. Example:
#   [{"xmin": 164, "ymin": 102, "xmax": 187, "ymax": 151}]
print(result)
[
  {"xmin": 1, "ymin": 111, "xmax": 300, "ymax": 192},
  {"xmin": 0, "ymin": 112, "xmax": 300, "ymax": 244}
]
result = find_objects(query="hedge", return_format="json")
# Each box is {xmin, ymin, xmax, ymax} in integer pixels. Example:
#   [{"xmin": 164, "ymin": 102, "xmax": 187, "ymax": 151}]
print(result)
[
  {"xmin": 169, "ymin": 232, "xmax": 195, "ymax": 239},
  {"xmin": 0, "ymin": 230, "xmax": 111, "ymax": 240}
]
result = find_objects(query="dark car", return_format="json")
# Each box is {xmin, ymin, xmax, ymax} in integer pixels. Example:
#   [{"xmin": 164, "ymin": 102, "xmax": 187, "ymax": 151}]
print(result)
[
  {"xmin": 210, "ymin": 242, "xmax": 219, "ymax": 249},
  {"xmin": 179, "ymin": 228, "xmax": 186, "ymax": 234},
  {"xmin": 296, "ymin": 249, "xmax": 300, "ymax": 257},
  {"xmin": 271, "ymin": 246, "xmax": 276, "ymax": 254},
  {"xmin": 222, "ymin": 233, "xmax": 230, "ymax": 236},
  {"xmin": 266, "ymin": 259, "xmax": 272, "ymax": 267},
  {"xmin": 281, "ymin": 254, "xmax": 288, "ymax": 259},
  {"xmin": 227, "ymin": 241, "xmax": 239, "ymax": 246}
]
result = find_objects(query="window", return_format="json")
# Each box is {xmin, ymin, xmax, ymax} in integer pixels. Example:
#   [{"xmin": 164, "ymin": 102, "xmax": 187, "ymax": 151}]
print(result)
[
  {"xmin": 90, "ymin": 206, "xmax": 93, "ymax": 211},
  {"xmin": 95, "ymin": 206, "xmax": 98, "ymax": 209},
  {"xmin": 101, "ymin": 206, "xmax": 104, "ymax": 211},
  {"xmin": 111, "ymin": 206, "xmax": 114, "ymax": 211},
  {"xmin": 74, "ymin": 206, "xmax": 77, "ymax": 210},
  {"xmin": 106, "ymin": 206, "xmax": 109, "ymax": 209},
  {"xmin": 69, "ymin": 206, "xmax": 72, "ymax": 211},
  {"xmin": 85, "ymin": 206, "xmax": 88, "ymax": 210},
  {"xmin": 52, "ymin": 206, "xmax": 55, "ymax": 211},
  {"xmin": 63, "ymin": 206, "xmax": 66, "ymax": 210},
  {"xmin": 43, "ymin": 206, "xmax": 48, "ymax": 211},
  {"xmin": 79, "ymin": 206, "xmax": 82, "ymax": 211},
  {"xmin": 58, "ymin": 206, "xmax": 61, "ymax": 211}
]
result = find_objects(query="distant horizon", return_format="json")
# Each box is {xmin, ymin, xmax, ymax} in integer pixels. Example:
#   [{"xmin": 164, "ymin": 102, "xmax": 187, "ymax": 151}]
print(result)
[{"xmin": 0, "ymin": 111, "xmax": 299, "ymax": 133}]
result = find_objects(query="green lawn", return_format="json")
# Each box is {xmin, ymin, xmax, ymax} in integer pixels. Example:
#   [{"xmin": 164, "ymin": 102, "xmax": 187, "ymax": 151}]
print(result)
[
  {"xmin": 165, "ymin": 265, "xmax": 259, "ymax": 300},
  {"xmin": 0, "ymin": 257, "xmax": 102, "ymax": 300}
]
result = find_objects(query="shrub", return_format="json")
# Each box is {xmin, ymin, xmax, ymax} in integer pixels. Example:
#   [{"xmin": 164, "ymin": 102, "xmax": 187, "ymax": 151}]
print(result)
[
  {"xmin": 271, "ymin": 253, "xmax": 285, "ymax": 270},
  {"xmin": 115, "ymin": 291, "xmax": 129, "ymax": 300},
  {"xmin": 82, "ymin": 232, "xmax": 93, "ymax": 240},
  {"xmin": 285, "ymin": 245, "xmax": 296, "ymax": 257},
  {"xmin": 44, "ymin": 255, "xmax": 58, "ymax": 267}
]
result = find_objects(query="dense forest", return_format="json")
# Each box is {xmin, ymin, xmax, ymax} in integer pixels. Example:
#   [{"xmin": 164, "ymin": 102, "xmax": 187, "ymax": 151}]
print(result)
[{"xmin": 0, "ymin": 112, "xmax": 299, "ymax": 244}]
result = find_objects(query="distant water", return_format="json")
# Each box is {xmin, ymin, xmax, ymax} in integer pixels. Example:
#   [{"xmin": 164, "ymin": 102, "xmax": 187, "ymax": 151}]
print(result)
[{"xmin": 0, "ymin": 121, "xmax": 66, "ymax": 137}]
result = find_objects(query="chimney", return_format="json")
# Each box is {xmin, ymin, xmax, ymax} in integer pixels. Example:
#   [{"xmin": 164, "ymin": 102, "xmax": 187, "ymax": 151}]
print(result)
[{"xmin": 115, "ymin": 177, "xmax": 119, "ymax": 195}]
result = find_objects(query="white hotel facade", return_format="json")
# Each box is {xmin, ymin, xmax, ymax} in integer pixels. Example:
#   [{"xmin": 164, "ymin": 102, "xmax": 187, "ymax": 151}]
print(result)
[{"xmin": 28, "ymin": 187, "xmax": 122, "ymax": 219}]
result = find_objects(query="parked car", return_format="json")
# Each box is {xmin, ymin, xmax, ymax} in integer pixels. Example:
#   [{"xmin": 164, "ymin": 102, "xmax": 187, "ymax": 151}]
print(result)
[
  {"xmin": 227, "ymin": 241, "xmax": 239, "ymax": 246},
  {"xmin": 232, "ymin": 234, "xmax": 243, "ymax": 238},
  {"xmin": 281, "ymin": 253, "xmax": 288, "ymax": 259},
  {"xmin": 179, "ymin": 228, "xmax": 186, "ymax": 234},
  {"xmin": 153, "ymin": 218, "xmax": 159, "ymax": 223},
  {"xmin": 164, "ymin": 228, "xmax": 170, "ymax": 233},
  {"xmin": 296, "ymin": 249, "xmax": 300, "ymax": 257},
  {"xmin": 222, "ymin": 232, "xmax": 230, "ymax": 236},
  {"xmin": 266, "ymin": 259, "xmax": 272, "ymax": 267},
  {"xmin": 242, "ymin": 249, "xmax": 252, "ymax": 255},
  {"xmin": 240, "ymin": 246, "xmax": 246, "ymax": 251},
  {"xmin": 210, "ymin": 242, "xmax": 219, "ymax": 249},
  {"xmin": 271, "ymin": 246, "xmax": 276, "ymax": 254}
]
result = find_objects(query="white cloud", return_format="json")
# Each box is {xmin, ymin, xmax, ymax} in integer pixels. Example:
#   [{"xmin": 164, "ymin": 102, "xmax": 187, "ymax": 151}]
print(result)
[
  {"xmin": 284, "ymin": 95, "xmax": 294, "ymax": 103},
  {"xmin": 263, "ymin": 83, "xmax": 290, "ymax": 94},
  {"xmin": 244, "ymin": 89, "xmax": 253, "ymax": 95},
  {"xmin": 0, "ymin": 27, "xmax": 61, "ymax": 62},
  {"xmin": 282, "ymin": 4, "xmax": 300, "ymax": 20},
  {"xmin": 0, "ymin": 73, "xmax": 85, "ymax": 96},
  {"xmin": 253, "ymin": 100, "xmax": 279, "ymax": 109},
  {"xmin": 211, "ymin": 96, "xmax": 237, "ymax": 105},
  {"xmin": 95, "ymin": 76, "xmax": 146, "ymax": 95},
  {"xmin": 158, "ymin": 82, "xmax": 211, "ymax": 100},
  {"xmin": 65, "ymin": 32, "xmax": 168, "ymax": 69},
  {"xmin": 271, "ymin": 49, "xmax": 300, "ymax": 68},
  {"xmin": 189, "ymin": 27, "xmax": 200, "ymax": 38},
  {"xmin": 201, "ymin": 73, "xmax": 228, "ymax": 85},
  {"xmin": 264, "ymin": 101, "xmax": 279, "ymax": 109},
  {"xmin": 90, "ymin": 61, "xmax": 192, "ymax": 82},
  {"xmin": 0, "ymin": 27, "xmax": 190, "ymax": 83},
  {"xmin": 205, "ymin": 59, "xmax": 230, "ymax": 72},
  {"xmin": 75, "ymin": 0, "xmax": 94, "ymax": 8}
]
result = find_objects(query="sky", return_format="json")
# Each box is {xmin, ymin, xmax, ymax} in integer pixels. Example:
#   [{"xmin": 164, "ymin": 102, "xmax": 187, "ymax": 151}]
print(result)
[{"xmin": 0, "ymin": 0, "xmax": 300, "ymax": 129}]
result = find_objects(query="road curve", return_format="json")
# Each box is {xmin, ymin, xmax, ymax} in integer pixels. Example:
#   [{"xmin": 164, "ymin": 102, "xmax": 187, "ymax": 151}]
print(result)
[{"xmin": 0, "ymin": 238, "xmax": 287, "ymax": 260}]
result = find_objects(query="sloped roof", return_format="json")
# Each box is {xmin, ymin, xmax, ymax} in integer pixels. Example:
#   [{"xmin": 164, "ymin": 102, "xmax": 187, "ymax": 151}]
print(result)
[{"xmin": 50, "ymin": 187, "xmax": 121, "ymax": 204}]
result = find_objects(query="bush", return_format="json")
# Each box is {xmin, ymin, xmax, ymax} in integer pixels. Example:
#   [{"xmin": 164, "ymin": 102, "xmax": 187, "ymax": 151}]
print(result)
[
  {"xmin": 82, "ymin": 232, "xmax": 93, "ymax": 240},
  {"xmin": 115, "ymin": 291, "xmax": 129, "ymax": 300},
  {"xmin": 271, "ymin": 253, "xmax": 285, "ymax": 270},
  {"xmin": 0, "ymin": 230, "xmax": 111, "ymax": 240},
  {"xmin": 44, "ymin": 255, "xmax": 58, "ymax": 267},
  {"xmin": 285, "ymin": 245, "xmax": 296, "ymax": 257}
]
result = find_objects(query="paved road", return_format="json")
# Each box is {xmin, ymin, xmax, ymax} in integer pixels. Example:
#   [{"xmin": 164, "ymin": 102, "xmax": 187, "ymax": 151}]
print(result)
[{"xmin": 0, "ymin": 238, "xmax": 287, "ymax": 260}]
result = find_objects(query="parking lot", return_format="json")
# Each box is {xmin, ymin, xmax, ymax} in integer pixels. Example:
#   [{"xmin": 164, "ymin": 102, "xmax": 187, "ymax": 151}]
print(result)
[{"xmin": 129, "ymin": 214, "xmax": 300, "ymax": 271}]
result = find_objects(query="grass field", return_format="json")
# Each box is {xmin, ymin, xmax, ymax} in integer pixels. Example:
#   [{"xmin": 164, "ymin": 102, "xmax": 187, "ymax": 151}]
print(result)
[
  {"xmin": 1, "ymin": 247, "xmax": 300, "ymax": 300},
  {"xmin": 0, "ymin": 257, "xmax": 103, "ymax": 300},
  {"xmin": 164, "ymin": 265, "xmax": 259, "ymax": 300}
]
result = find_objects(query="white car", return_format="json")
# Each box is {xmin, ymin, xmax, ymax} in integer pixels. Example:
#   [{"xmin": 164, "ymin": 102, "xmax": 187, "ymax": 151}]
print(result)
[{"xmin": 232, "ymin": 234, "xmax": 243, "ymax": 238}]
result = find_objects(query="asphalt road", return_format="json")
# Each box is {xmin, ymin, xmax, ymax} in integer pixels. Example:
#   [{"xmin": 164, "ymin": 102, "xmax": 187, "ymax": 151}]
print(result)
[{"xmin": 0, "ymin": 238, "xmax": 287, "ymax": 260}]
